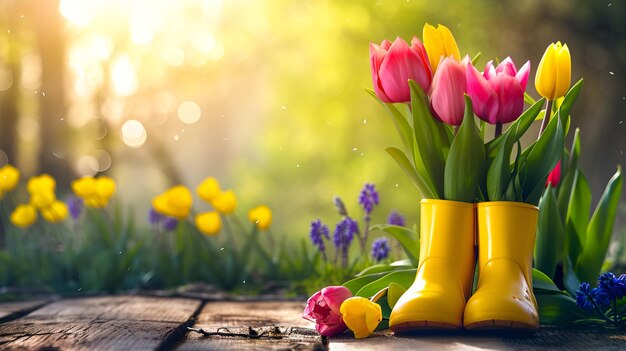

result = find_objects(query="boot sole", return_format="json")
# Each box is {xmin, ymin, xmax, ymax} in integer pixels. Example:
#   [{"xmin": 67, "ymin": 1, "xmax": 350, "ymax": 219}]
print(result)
[
  {"xmin": 464, "ymin": 319, "xmax": 538, "ymax": 331},
  {"xmin": 391, "ymin": 320, "xmax": 460, "ymax": 333}
]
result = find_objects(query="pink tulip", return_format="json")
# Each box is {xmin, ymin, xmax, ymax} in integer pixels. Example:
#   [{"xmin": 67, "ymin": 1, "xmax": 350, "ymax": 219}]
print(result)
[
  {"xmin": 302, "ymin": 286, "xmax": 352, "ymax": 336},
  {"xmin": 466, "ymin": 57, "xmax": 531, "ymax": 124},
  {"xmin": 370, "ymin": 36, "xmax": 432, "ymax": 103},
  {"xmin": 546, "ymin": 161, "xmax": 561, "ymax": 188},
  {"xmin": 429, "ymin": 56, "xmax": 469, "ymax": 126}
]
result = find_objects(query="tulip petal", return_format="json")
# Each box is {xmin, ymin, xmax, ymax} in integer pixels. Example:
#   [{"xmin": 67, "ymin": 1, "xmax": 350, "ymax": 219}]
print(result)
[
  {"xmin": 369, "ymin": 42, "xmax": 391, "ymax": 102},
  {"xmin": 489, "ymin": 75, "xmax": 525, "ymax": 124},
  {"xmin": 516, "ymin": 60, "xmax": 531, "ymax": 91},
  {"xmin": 483, "ymin": 60, "xmax": 496, "ymax": 80},
  {"xmin": 535, "ymin": 43, "xmax": 557, "ymax": 99},
  {"xmin": 496, "ymin": 57, "xmax": 518, "ymax": 77},
  {"xmin": 438, "ymin": 24, "xmax": 461, "ymax": 63},
  {"xmin": 302, "ymin": 290, "xmax": 323, "ymax": 322},
  {"xmin": 466, "ymin": 63, "xmax": 499, "ymax": 124},
  {"xmin": 423, "ymin": 23, "xmax": 443, "ymax": 72},
  {"xmin": 322, "ymin": 286, "xmax": 353, "ymax": 314},
  {"xmin": 379, "ymin": 37, "xmax": 426, "ymax": 102},
  {"xmin": 429, "ymin": 57, "xmax": 467, "ymax": 126},
  {"xmin": 554, "ymin": 44, "xmax": 571, "ymax": 99}
]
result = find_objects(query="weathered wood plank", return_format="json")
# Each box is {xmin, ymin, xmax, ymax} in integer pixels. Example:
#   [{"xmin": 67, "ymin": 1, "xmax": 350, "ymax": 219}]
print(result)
[
  {"xmin": 0, "ymin": 296, "xmax": 201, "ymax": 351},
  {"xmin": 0, "ymin": 300, "xmax": 49, "ymax": 323},
  {"xmin": 328, "ymin": 326, "xmax": 626, "ymax": 351},
  {"xmin": 176, "ymin": 301, "xmax": 323, "ymax": 351}
]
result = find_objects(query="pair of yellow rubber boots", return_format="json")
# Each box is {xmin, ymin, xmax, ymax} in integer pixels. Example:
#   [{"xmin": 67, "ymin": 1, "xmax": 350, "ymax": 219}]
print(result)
[{"xmin": 390, "ymin": 199, "xmax": 539, "ymax": 332}]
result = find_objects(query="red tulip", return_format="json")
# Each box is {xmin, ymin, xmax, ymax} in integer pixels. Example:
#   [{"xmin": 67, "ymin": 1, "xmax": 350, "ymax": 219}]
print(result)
[
  {"xmin": 370, "ymin": 36, "xmax": 432, "ymax": 103},
  {"xmin": 302, "ymin": 286, "xmax": 352, "ymax": 336},
  {"xmin": 546, "ymin": 161, "xmax": 561, "ymax": 188},
  {"xmin": 466, "ymin": 57, "xmax": 531, "ymax": 124},
  {"xmin": 429, "ymin": 56, "xmax": 469, "ymax": 126}
]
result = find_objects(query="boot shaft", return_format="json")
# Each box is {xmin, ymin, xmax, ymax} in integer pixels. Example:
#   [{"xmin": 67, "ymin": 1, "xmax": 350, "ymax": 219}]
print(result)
[{"xmin": 476, "ymin": 201, "xmax": 539, "ymax": 286}]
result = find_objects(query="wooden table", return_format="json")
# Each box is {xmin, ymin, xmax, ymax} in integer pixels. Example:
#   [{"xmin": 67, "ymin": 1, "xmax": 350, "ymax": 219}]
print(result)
[{"xmin": 0, "ymin": 295, "xmax": 623, "ymax": 350}]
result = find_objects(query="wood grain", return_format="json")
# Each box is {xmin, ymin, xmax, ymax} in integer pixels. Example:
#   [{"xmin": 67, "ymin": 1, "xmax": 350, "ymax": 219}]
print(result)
[
  {"xmin": 0, "ymin": 300, "xmax": 49, "ymax": 323},
  {"xmin": 176, "ymin": 300, "xmax": 322, "ymax": 351},
  {"xmin": 0, "ymin": 296, "xmax": 201, "ymax": 351}
]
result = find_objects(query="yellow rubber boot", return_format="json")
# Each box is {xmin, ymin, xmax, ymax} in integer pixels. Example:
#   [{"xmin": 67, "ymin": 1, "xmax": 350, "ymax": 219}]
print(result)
[
  {"xmin": 464, "ymin": 201, "xmax": 540, "ymax": 330},
  {"xmin": 390, "ymin": 199, "xmax": 475, "ymax": 332}
]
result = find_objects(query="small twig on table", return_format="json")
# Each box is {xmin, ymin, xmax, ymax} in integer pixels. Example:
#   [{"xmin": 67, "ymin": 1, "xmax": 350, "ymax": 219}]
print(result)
[{"xmin": 187, "ymin": 326, "xmax": 285, "ymax": 339}]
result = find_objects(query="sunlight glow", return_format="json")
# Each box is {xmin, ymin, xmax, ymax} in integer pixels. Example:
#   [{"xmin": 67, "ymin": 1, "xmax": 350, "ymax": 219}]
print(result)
[
  {"xmin": 111, "ymin": 55, "xmax": 138, "ymax": 97},
  {"xmin": 121, "ymin": 119, "xmax": 147, "ymax": 148},
  {"xmin": 177, "ymin": 101, "xmax": 202, "ymax": 124}
]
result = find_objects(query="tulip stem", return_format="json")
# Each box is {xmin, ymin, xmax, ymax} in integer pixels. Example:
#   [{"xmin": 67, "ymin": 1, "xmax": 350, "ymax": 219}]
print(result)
[
  {"xmin": 538, "ymin": 99, "xmax": 553, "ymax": 138},
  {"xmin": 494, "ymin": 123, "xmax": 503, "ymax": 138},
  {"xmin": 453, "ymin": 126, "xmax": 459, "ymax": 136}
]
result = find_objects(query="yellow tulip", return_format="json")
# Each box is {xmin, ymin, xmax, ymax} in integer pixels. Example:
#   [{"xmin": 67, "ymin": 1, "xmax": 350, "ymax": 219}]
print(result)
[
  {"xmin": 195, "ymin": 211, "xmax": 221, "ymax": 236},
  {"xmin": 248, "ymin": 205, "xmax": 272, "ymax": 230},
  {"xmin": 0, "ymin": 164, "xmax": 20, "ymax": 192},
  {"xmin": 30, "ymin": 189, "xmax": 56, "ymax": 209},
  {"xmin": 211, "ymin": 189, "xmax": 237, "ymax": 214},
  {"xmin": 196, "ymin": 177, "xmax": 221, "ymax": 203},
  {"xmin": 71, "ymin": 176, "xmax": 116, "ymax": 208},
  {"xmin": 10, "ymin": 204, "xmax": 37, "ymax": 228},
  {"xmin": 339, "ymin": 297, "xmax": 382, "ymax": 339},
  {"xmin": 535, "ymin": 41, "xmax": 571, "ymax": 100},
  {"xmin": 41, "ymin": 200, "xmax": 69, "ymax": 223},
  {"xmin": 152, "ymin": 185, "xmax": 193, "ymax": 219},
  {"xmin": 423, "ymin": 23, "xmax": 461, "ymax": 72},
  {"xmin": 26, "ymin": 174, "xmax": 56, "ymax": 195}
]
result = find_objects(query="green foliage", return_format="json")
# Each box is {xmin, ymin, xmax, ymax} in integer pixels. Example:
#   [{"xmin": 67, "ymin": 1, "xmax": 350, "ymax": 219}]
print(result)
[
  {"xmin": 369, "ymin": 224, "xmax": 419, "ymax": 264},
  {"xmin": 444, "ymin": 96, "xmax": 485, "ymax": 202}
]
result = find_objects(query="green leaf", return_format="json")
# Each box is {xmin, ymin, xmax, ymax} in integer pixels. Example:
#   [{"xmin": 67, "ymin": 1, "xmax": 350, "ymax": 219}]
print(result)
[
  {"xmin": 565, "ymin": 169, "xmax": 591, "ymax": 260},
  {"xmin": 387, "ymin": 282, "xmax": 407, "ymax": 309},
  {"xmin": 524, "ymin": 92, "xmax": 537, "ymax": 105},
  {"xmin": 486, "ymin": 98, "xmax": 545, "ymax": 158},
  {"xmin": 366, "ymin": 89, "xmax": 414, "ymax": 157},
  {"xmin": 444, "ymin": 95, "xmax": 485, "ymax": 202},
  {"xmin": 520, "ymin": 110, "xmax": 564, "ymax": 204},
  {"xmin": 385, "ymin": 147, "xmax": 435, "ymax": 199},
  {"xmin": 486, "ymin": 132, "xmax": 513, "ymax": 201},
  {"xmin": 532, "ymin": 268, "xmax": 563, "ymax": 293},
  {"xmin": 534, "ymin": 186, "xmax": 563, "ymax": 279},
  {"xmin": 409, "ymin": 80, "xmax": 448, "ymax": 198},
  {"xmin": 370, "ymin": 224, "xmax": 419, "ymax": 264},
  {"xmin": 536, "ymin": 292, "xmax": 580, "ymax": 325},
  {"xmin": 575, "ymin": 166, "xmax": 623, "ymax": 283},
  {"xmin": 471, "ymin": 52, "xmax": 482, "ymax": 65},
  {"xmin": 343, "ymin": 271, "xmax": 394, "ymax": 295},
  {"xmin": 557, "ymin": 79, "xmax": 584, "ymax": 123},
  {"xmin": 355, "ymin": 269, "xmax": 417, "ymax": 298},
  {"xmin": 355, "ymin": 262, "xmax": 413, "ymax": 277},
  {"xmin": 562, "ymin": 255, "xmax": 582, "ymax": 297}
]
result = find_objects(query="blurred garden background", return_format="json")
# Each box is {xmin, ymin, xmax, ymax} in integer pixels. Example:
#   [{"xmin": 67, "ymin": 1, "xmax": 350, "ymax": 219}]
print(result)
[{"xmin": 0, "ymin": 0, "xmax": 625, "ymax": 294}]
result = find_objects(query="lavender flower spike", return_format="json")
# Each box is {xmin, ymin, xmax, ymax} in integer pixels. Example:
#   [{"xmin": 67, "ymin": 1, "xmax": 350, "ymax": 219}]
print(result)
[
  {"xmin": 371, "ymin": 237, "xmax": 390, "ymax": 262},
  {"xmin": 387, "ymin": 210, "xmax": 405, "ymax": 227},
  {"xmin": 310, "ymin": 219, "xmax": 330, "ymax": 257},
  {"xmin": 358, "ymin": 183, "xmax": 379, "ymax": 216}
]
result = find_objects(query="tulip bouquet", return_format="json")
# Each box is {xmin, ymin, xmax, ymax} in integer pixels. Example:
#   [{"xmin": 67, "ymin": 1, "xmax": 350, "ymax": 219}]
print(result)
[{"xmin": 303, "ymin": 23, "xmax": 623, "ymax": 338}]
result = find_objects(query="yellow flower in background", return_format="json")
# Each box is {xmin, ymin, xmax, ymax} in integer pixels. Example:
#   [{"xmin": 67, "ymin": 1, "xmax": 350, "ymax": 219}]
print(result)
[
  {"xmin": 211, "ymin": 189, "xmax": 237, "ymax": 214},
  {"xmin": 152, "ymin": 185, "xmax": 193, "ymax": 219},
  {"xmin": 535, "ymin": 41, "xmax": 571, "ymax": 101},
  {"xmin": 339, "ymin": 297, "xmax": 382, "ymax": 339},
  {"xmin": 41, "ymin": 200, "xmax": 69, "ymax": 223},
  {"xmin": 27, "ymin": 174, "xmax": 56, "ymax": 195},
  {"xmin": 71, "ymin": 176, "xmax": 116, "ymax": 208},
  {"xmin": 195, "ymin": 211, "xmax": 221, "ymax": 236},
  {"xmin": 423, "ymin": 23, "xmax": 460, "ymax": 72},
  {"xmin": 29, "ymin": 189, "xmax": 56, "ymax": 209},
  {"xmin": 0, "ymin": 164, "xmax": 20, "ymax": 194},
  {"xmin": 197, "ymin": 177, "xmax": 221, "ymax": 203},
  {"xmin": 10, "ymin": 204, "xmax": 37, "ymax": 228},
  {"xmin": 248, "ymin": 205, "xmax": 272, "ymax": 230}
]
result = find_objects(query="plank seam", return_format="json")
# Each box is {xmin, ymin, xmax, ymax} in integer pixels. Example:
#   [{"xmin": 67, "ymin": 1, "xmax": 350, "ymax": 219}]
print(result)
[
  {"xmin": 0, "ymin": 300, "xmax": 52, "ymax": 325},
  {"xmin": 154, "ymin": 299, "xmax": 207, "ymax": 351}
]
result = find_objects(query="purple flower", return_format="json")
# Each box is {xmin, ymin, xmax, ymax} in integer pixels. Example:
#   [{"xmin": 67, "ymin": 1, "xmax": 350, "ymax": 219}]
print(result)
[
  {"xmin": 576, "ymin": 282, "xmax": 608, "ymax": 313},
  {"xmin": 67, "ymin": 197, "xmax": 83, "ymax": 220},
  {"xmin": 358, "ymin": 183, "xmax": 379, "ymax": 216},
  {"xmin": 333, "ymin": 217, "xmax": 358, "ymax": 250},
  {"xmin": 387, "ymin": 210, "xmax": 405, "ymax": 227},
  {"xmin": 310, "ymin": 219, "xmax": 330, "ymax": 254},
  {"xmin": 163, "ymin": 217, "xmax": 178, "ymax": 232},
  {"xmin": 148, "ymin": 207, "xmax": 164, "ymax": 226},
  {"xmin": 333, "ymin": 196, "xmax": 348, "ymax": 217},
  {"xmin": 597, "ymin": 272, "xmax": 626, "ymax": 300},
  {"xmin": 371, "ymin": 237, "xmax": 390, "ymax": 262}
]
